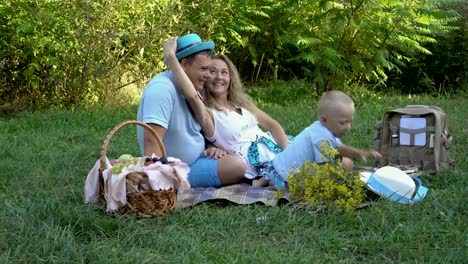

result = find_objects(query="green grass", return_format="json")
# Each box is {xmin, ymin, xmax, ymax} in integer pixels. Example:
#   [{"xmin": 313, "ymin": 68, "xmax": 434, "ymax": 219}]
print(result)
[{"xmin": 1, "ymin": 85, "xmax": 467, "ymax": 263}]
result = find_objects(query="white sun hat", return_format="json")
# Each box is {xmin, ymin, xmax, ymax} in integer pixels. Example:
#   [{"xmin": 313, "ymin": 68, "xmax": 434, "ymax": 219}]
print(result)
[{"xmin": 360, "ymin": 166, "xmax": 428, "ymax": 204}]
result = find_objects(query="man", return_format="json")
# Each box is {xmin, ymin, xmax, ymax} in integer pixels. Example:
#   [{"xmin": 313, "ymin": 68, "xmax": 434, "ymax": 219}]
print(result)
[{"xmin": 137, "ymin": 33, "xmax": 246, "ymax": 188}]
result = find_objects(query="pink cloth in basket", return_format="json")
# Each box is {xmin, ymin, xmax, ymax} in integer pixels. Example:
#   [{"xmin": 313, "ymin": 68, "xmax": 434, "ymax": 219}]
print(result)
[{"xmin": 84, "ymin": 157, "xmax": 190, "ymax": 213}]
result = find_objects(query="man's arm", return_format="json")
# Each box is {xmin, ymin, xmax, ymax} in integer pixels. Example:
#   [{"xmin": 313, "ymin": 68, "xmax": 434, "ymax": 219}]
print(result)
[{"xmin": 144, "ymin": 123, "xmax": 166, "ymax": 156}]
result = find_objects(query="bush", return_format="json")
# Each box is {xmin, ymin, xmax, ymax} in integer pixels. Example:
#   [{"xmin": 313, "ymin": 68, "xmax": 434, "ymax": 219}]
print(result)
[
  {"xmin": 0, "ymin": 0, "xmax": 182, "ymax": 110},
  {"xmin": 385, "ymin": 3, "xmax": 468, "ymax": 95}
]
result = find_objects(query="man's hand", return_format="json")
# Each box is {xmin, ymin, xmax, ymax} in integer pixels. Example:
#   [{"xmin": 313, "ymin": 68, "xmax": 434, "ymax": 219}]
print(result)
[{"xmin": 203, "ymin": 146, "xmax": 227, "ymax": 159}]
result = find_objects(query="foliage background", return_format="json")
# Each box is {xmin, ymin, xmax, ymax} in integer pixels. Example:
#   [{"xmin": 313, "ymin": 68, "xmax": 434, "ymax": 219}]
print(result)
[{"xmin": 0, "ymin": 0, "xmax": 467, "ymax": 112}]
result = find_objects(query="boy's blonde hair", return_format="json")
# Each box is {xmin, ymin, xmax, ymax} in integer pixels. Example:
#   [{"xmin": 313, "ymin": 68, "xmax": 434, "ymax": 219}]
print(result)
[
  {"xmin": 318, "ymin": 90, "xmax": 354, "ymax": 117},
  {"xmin": 203, "ymin": 54, "xmax": 254, "ymax": 112}
]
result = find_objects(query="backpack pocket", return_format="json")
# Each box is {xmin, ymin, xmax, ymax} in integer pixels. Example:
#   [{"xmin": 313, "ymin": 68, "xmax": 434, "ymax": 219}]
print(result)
[{"xmin": 373, "ymin": 121, "xmax": 383, "ymax": 152}]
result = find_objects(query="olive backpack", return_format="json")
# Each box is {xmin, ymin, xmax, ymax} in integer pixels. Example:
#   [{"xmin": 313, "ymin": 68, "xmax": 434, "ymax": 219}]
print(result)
[{"xmin": 373, "ymin": 105, "xmax": 454, "ymax": 173}]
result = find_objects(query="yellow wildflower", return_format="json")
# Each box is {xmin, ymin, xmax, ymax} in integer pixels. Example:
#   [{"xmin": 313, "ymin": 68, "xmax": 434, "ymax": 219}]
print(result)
[{"xmin": 286, "ymin": 140, "xmax": 365, "ymax": 213}]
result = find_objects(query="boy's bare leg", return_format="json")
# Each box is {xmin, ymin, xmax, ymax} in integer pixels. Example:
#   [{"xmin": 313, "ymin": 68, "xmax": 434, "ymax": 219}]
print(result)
[{"xmin": 217, "ymin": 155, "xmax": 246, "ymax": 185}]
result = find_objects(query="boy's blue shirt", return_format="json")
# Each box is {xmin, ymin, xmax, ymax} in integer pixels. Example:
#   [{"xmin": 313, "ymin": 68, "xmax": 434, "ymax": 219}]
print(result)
[{"xmin": 272, "ymin": 121, "xmax": 342, "ymax": 180}]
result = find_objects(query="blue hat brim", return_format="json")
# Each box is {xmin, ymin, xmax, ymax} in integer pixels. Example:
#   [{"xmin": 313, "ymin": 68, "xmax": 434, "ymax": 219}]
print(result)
[
  {"xmin": 366, "ymin": 174, "xmax": 428, "ymax": 204},
  {"xmin": 164, "ymin": 42, "xmax": 215, "ymax": 66},
  {"xmin": 176, "ymin": 42, "xmax": 215, "ymax": 60}
]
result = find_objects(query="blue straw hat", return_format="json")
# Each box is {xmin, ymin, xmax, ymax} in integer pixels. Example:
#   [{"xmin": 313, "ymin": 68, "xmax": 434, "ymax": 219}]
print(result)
[{"xmin": 175, "ymin": 33, "xmax": 215, "ymax": 60}]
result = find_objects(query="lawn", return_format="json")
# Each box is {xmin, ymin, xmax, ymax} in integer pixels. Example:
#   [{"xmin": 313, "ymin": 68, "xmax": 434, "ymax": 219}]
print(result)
[{"xmin": 1, "ymin": 85, "xmax": 467, "ymax": 263}]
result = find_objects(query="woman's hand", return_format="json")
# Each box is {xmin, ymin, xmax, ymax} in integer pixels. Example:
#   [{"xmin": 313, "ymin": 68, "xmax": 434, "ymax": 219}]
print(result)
[
  {"xmin": 163, "ymin": 36, "xmax": 178, "ymax": 61},
  {"xmin": 203, "ymin": 146, "xmax": 227, "ymax": 160}
]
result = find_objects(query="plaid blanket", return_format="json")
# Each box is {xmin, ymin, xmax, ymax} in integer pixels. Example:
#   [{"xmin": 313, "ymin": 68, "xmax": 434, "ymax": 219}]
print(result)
[{"xmin": 176, "ymin": 184, "xmax": 291, "ymax": 208}]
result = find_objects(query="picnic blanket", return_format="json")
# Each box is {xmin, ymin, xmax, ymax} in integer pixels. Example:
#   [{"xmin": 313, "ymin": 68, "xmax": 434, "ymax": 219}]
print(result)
[{"xmin": 176, "ymin": 184, "xmax": 291, "ymax": 208}]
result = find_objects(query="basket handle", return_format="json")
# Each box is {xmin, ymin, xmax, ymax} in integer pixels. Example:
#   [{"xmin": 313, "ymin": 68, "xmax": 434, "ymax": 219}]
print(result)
[{"xmin": 99, "ymin": 120, "xmax": 166, "ymax": 172}]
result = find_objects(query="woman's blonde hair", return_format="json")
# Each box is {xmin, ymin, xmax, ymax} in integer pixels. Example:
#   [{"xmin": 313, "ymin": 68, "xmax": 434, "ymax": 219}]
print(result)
[{"xmin": 203, "ymin": 54, "xmax": 254, "ymax": 111}]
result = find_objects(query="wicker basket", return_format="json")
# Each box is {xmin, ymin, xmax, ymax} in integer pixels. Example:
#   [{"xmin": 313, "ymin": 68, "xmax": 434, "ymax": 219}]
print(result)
[{"xmin": 98, "ymin": 120, "xmax": 178, "ymax": 217}]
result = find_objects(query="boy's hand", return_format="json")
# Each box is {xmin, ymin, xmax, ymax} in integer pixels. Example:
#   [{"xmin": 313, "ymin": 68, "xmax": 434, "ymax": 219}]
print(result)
[
  {"xmin": 359, "ymin": 149, "xmax": 382, "ymax": 161},
  {"xmin": 203, "ymin": 146, "xmax": 227, "ymax": 160},
  {"xmin": 163, "ymin": 36, "xmax": 178, "ymax": 61},
  {"xmin": 367, "ymin": 150, "xmax": 382, "ymax": 160}
]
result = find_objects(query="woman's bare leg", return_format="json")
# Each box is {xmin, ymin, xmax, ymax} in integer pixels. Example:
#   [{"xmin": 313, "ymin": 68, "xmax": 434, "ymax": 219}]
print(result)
[{"xmin": 217, "ymin": 155, "xmax": 246, "ymax": 185}]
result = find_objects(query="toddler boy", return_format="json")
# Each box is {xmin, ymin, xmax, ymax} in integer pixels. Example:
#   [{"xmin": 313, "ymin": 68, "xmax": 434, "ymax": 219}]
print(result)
[{"xmin": 267, "ymin": 90, "xmax": 382, "ymax": 189}]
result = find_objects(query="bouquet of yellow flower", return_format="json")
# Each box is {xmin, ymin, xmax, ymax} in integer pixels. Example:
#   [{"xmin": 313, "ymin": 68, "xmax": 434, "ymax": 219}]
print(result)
[{"xmin": 280, "ymin": 141, "xmax": 365, "ymax": 213}]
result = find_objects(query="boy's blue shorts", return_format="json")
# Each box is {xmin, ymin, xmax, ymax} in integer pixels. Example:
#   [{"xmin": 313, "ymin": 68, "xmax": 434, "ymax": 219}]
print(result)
[{"xmin": 188, "ymin": 156, "xmax": 222, "ymax": 188}]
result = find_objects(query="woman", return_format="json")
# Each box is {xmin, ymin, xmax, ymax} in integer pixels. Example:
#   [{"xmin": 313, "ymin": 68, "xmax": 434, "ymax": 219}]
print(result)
[{"xmin": 164, "ymin": 37, "xmax": 291, "ymax": 186}]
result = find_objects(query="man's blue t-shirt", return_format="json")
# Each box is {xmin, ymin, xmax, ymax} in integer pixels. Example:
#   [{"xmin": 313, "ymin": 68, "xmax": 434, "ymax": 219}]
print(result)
[
  {"xmin": 272, "ymin": 121, "xmax": 342, "ymax": 180},
  {"xmin": 136, "ymin": 71, "xmax": 205, "ymax": 164}
]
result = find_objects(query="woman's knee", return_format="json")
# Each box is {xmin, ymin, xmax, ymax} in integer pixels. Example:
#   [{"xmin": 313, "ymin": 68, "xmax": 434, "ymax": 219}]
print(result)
[{"xmin": 217, "ymin": 155, "xmax": 246, "ymax": 185}]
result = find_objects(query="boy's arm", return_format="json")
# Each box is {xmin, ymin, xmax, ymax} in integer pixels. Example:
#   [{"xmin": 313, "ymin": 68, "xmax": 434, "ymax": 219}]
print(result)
[
  {"xmin": 163, "ymin": 37, "xmax": 215, "ymax": 137},
  {"xmin": 337, "ymin": 144, "xmax": 382, "ymax": 161},
  {"xmin": 254, "ymin": 105, "xmax": 289, "ymax": 150}
]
